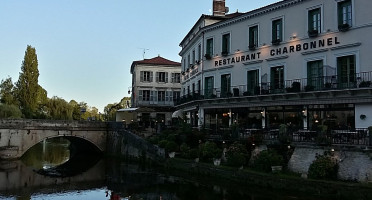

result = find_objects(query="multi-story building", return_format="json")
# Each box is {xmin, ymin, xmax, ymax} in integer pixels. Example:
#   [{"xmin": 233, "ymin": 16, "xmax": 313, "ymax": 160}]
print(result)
[
  {"xmin": 178, "ymin": 0, "xmax": 372, "ymax": 133},
  {"xmin": 130, "ymin": 56, "xmax": 181, "ymax": 127}
]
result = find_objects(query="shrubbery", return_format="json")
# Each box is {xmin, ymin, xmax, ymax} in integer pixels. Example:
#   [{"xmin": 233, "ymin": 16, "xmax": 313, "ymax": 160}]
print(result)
[
  {"xmin": 225, "ymin": 142, "xmax": 249, "ymax": 167},
  {"xmin": 199, "ymin": 141, "xmax": 222, "ymax": 162},
  {"xmin": 0, "ymin": 104, "xmax": 22, "ymax": 119},
  {"xmin": 308, "ymin": 152, "xmax": 338, "ymax": 180},
  {"xmin": 252, "ymin": 149, "xmax": 284, "ymax": 172}
]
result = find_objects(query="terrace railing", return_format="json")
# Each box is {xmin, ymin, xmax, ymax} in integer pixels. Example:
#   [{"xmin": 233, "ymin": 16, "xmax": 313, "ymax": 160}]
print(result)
[
  {"xmin": 205, "ymin": 127, "xmax": 371, "ymax": 146},
  {"xmin": 176, "ymin": 71, "xmax": 372, "ymax": 105}
]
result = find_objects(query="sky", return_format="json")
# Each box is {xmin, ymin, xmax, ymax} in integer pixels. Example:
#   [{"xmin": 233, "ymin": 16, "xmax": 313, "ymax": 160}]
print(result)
[{"xmin": 0, "ymin": 0, "xmax": 279, "ymax": 112}]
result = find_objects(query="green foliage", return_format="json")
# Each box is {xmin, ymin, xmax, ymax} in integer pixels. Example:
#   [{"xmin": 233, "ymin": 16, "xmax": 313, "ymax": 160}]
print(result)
[
  {"xmin": 104, "ymin": 97, "xmax": 131, "ymax": 121},
  {"xmin": 199, "ymin": 141, "xmax": 222, "ymax": 162},
  {"xmin": 16, "ymin": 45, "xmax": 40, "ymax": 118},
  {"xmin": 316, "ymin": 125, "xmax": 331, "ymax": 145},
  {"xmin": 165, "ymin": 141, "xmax": 179, "ymax": 152},
  {"xmin": 0, "ymin": 104, "xmax": 22, "ymax": 119},
  {"xmin": 278, "ymin": 124, "xmax": 290, "ymax": 144},
  {"xmin": 0, "ymin": 77, "xmax": 17, "ymax": 105},
  {"xmin": 308, "ymin": 153, "xmax": 338, "ymax": 180},
  {"xmin": 225, "ymin": 142, "xmax": 249, "ymax": 167},
  {"xmin": 47, "ymin": 96, "xmax": 73, "ymax": 120},
  {"xmin": 158, "ymin": 140, "xmax": 168, "ymax": 148},
  {"xmin": 252, "ymin": 149, "xmax": 284, "ymax": 172}
]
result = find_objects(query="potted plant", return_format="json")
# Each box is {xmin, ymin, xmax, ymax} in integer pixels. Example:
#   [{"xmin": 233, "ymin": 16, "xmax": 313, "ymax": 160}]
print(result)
[
  {"xmin": 204, "ymin": 53, "xmax": 212, "ymax": 60},
  {"xmin": 249, "ymin": 44, "xmax": 256, "ymax": 50},
  {"xmin": 359, "ymin": 81, "xmax": 371, "ymax": 88},
  {"xmin": 338, "ymin": 23, "xmax": 350, "ymax": 32},
  {"xmin": 308, "ymin": 29, "xmax": 319, "ymax": 38},
  {"xmin": 292, "ymin": 82, "xmax": 301, "ymax": 92},
  {"xmin": 271, "ymin": 39, "xmax": 281, "ymax": 46},
  {"xmin": 324, "ymin": 82, "xmax": 332, "ymax": 89},
  {"xmin": 305, "ymin": 85, "xmax": 315, "ymax": 92}
]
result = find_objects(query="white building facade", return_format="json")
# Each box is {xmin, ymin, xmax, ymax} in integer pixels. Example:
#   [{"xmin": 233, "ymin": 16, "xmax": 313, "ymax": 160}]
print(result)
[
  {"xmin": 130, "ymin": 56, "xmax": 181, "ymax": 127},
  {"xmin": 178, "ymin": 0, "xmax": 372, "ymax": 131}
]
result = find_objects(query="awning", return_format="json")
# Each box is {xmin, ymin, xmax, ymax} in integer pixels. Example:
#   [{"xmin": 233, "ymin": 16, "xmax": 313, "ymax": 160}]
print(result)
[
  {"xmin": 117, "ymin": 108, "xmax": 138, "ymax": 112},
  {"xmin": 172, "ymin": 109, "xmax": 184, "ymax": 118}
]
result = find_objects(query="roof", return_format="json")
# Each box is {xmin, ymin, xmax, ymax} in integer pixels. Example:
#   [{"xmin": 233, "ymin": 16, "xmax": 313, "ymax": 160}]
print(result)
[
  {"xmin": 130, "ymin": 56, "xmax": 181, "ymax": 73},
  {"xmin": 179, "ymin": 12, "xmax": 244, "ymax": 47}
]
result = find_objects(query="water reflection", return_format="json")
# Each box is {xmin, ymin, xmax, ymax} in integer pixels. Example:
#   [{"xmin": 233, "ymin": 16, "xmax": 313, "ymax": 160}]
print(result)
[
  {"xmin": 0, "ymin": 139, "xmax": 371, "ymax": 199},
  {"xmin": 21, "ymin": 137, "xmax": 70, "ymax": 170}
]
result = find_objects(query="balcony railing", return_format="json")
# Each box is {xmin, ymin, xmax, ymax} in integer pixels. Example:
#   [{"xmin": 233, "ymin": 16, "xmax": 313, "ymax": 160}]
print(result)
[
  {"xmin": 176, "ymin": 71, "xmax": 372, "ymax": 105},
  {"xmin": 205, "ymin": 127, "xmax": 371, "ymax": 147}
]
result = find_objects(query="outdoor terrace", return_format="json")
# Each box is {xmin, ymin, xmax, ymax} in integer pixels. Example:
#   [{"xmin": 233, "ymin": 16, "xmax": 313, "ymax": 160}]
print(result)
[{"xmin": 176, "ymin": 71, "xmax": 372, "ymax": 106}]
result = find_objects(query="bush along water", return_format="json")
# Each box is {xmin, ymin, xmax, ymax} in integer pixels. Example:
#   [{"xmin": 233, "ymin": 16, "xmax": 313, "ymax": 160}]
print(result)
[
  {"xmin": 308, "ymin": 151, "xmax": 339, "ymax": 180},
  {"xmin": 225, "ymin": 142, "xmax": 250, "ymax": 167},
  {"xmin": 251, "ymin": 149, "xmax": 284, "ymax": 173}
]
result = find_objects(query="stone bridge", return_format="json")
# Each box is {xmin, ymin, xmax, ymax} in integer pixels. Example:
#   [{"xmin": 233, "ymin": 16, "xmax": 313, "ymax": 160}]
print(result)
[{"xmin": 0, "ymin": 119, "xmax": 164, "ymax": 161}]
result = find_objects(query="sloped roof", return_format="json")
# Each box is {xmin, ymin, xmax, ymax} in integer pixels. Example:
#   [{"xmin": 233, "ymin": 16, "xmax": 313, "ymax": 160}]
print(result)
[{"xmin": 130, "ymin": 56, "xmax": 181, "ymax": 73}]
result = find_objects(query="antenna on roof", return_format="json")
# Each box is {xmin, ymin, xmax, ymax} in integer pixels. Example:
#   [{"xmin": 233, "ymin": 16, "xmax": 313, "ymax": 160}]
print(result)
[{"xmin": 139, "ymin": 48, "xmax": 150, "ymax": 59}]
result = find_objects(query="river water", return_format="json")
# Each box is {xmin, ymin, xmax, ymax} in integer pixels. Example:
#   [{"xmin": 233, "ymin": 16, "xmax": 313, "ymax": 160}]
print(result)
[{"xmin": 0, "ymin": 138, "xmax": 369, "ymax": 200}]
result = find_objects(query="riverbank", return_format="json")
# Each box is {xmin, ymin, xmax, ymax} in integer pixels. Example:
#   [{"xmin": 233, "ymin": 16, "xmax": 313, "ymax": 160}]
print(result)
[{"xmin": 162, "ymin": 157, "xmax": 372, "ymax": 200}]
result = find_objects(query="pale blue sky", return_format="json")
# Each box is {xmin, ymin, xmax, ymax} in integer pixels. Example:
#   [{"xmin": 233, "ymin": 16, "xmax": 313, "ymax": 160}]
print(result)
[{"xmin": 0, "ymin": 0, "xmax": 279, "ymax": 112}]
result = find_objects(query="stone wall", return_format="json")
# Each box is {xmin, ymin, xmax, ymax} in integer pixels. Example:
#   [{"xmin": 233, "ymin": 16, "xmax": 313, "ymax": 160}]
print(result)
[
  {"xmin": 288, "ymin": 146, "xmax": 372, "ymax": 183},
  {"xmin": 106, "ymin": 123, "xmax": 165, "ymax": 161}
]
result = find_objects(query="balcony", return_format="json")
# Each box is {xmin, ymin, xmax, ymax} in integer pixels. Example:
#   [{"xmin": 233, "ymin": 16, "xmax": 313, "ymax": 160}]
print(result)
[
  {"xmin": 204, "ymin": 127, "xmax": 371, "ymax": 147},
  {"xmin": 176, "ymin": 71, "xmax": 372, "ymax": 106}
]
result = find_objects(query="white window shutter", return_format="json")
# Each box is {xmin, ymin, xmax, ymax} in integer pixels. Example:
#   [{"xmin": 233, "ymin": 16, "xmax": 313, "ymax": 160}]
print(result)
[
  {"xmin": 150, "ymin": 72, "xmax": 153, "ymax": 82},
  {"xmin": 140, "ymin": 71, "xmax": 144, "ymax": 82},
  {"xmin": 139, "ymin": 90, "xmax": 143, "ymax": 101},
  {"xmin": 165, "ymin": 72, "xmax": 169, "ymax": 83}
]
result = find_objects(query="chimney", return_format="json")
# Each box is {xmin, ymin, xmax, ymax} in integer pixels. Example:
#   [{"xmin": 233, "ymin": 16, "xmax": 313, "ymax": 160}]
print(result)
[{"xmin": 213, "ymin": 0, "xmax": 226, "ymax": 16}]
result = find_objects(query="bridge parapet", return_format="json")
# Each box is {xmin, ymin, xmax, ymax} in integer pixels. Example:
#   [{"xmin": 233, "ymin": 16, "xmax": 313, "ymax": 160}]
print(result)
[
  {"xmin": 0, "ymin": 119, "xmax": 108, "ymax": 131},
  {"xmin": 0, "ymin": 119, "xmax": 108, "ymax": 160}
]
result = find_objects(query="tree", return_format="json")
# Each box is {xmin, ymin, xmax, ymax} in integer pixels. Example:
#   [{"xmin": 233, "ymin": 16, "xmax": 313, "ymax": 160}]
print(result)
[
  {"xmin": 16, "ymin": 45, "xmax": 40, "ymax": 118},
  {"xmin": 0, "ymin": 104, "xmax": 22, "ymax": 119},
  {"xmin": 104, "ymin": 97, "xmax": 131, "ymax": 121},
  {"xmin": 69, "ymin": 100, "xmax": 81, "ymax": 120},
  {"xmin": 0, "ymin": 77, "xmax": 17, "ymax": 105},
  {"xmin": 47, "ymin": 96, "xmax": 73, "ymax": 120}
]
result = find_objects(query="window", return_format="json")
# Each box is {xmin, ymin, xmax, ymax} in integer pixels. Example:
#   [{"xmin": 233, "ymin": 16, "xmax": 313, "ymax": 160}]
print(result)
[
  {"xmin": 171, "ymin": 73, "xmax": 181, "ymax": 83},
  {"xmin": 173, "ymin": 91, "xmax": 180, "ymax": 102},
  {"xmin": 183, "ymin": 58, "xmax": 186, "ymax": 72},
  {"xmin": 198, "ymin": 44, "xmax": 202, "ymax": 61},
  {"xmin": 206, "ymin": 38, "xmax": 214, "ymax": 57},
  {"xmin": 308, "ymin": 8, "xmax": 321, "ymax": 34},
  {"xmin": 337, "ymin": 55, "xmax": 356, "ymax": 88},
  {"xmin": 247, "ymin": 70, "xmax": 259, "ymax": 95},
  {"xmin": 140, "ymin": 71, "xmax": 153, "ymax": 82},
  {"xmin": 158, "ymin": 91, "xmax": 166, "ymax": 102},
  {"xmin": 187, "ymin": 54, "xmax": 190, "ymax": 68},
  {"xmin": 307, "ymin": 60, "xmax": 323, "ymax": 90},
  {"xmin": 192, "ymin": 83, "xmax": 195, "ymax": 94},
  {"xmin": 338, "ymin": 0, "xmax": 352, "ymax": 26},
  {"xmin": 197, "ymin": 80, "xmax": 201, "ymax": 94},
  {"xmin": 192, "ymin": 49, "xmax": 195, "ymax": 65},
  {"xmin": 272, "ymin": 19, "xmax": 283, "ymax": 42},
  {"xmin": 205, "ymin": 76, "xmax": 214, "ymax": 98},
  {"xmin": 139, "ymin": 90, "xmax": 150, "ymax": 101},
  {"xmin": 270, "ymin": 66, "xmax": 284, "ymax": 92},
  {"xmin": 249, "ymin": 25, "xmax": 258, "ymax": 49},
  {"xmin": 221, "ymin": 74, "xmax": 231, "ymax": 97},
  {"xmin": 156, "ymin": 72, "xmax": 168, "ymax": 83},
  {"xmin": 222, "ymin": 33, "xmax": 230, "ymax": 55}
]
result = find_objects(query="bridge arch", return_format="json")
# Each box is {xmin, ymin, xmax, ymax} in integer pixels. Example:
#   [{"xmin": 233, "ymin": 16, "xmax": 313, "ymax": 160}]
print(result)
[
  {"xmin": 20, "ymin": 135, "xmax": 104, "ymax": 159},
  {"xmin": 0, "ymin": 120, "xmax": 107, "ymax": 160}
]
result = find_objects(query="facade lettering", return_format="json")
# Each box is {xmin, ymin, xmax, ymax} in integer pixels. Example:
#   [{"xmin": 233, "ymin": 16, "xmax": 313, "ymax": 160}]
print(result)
[{"xmin": 215, "ymin": 37, "xmax": 340, "ymax": 67}]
